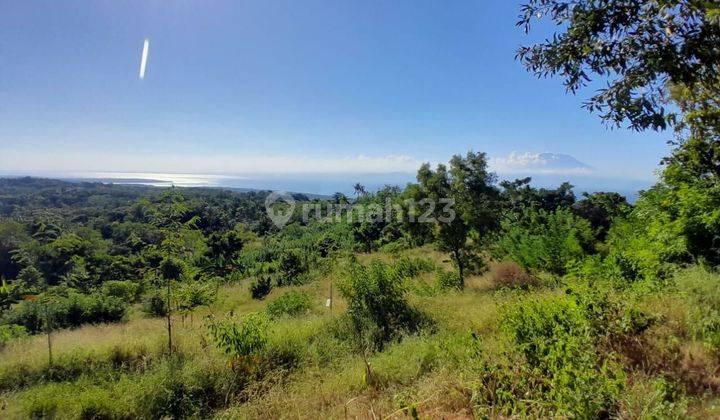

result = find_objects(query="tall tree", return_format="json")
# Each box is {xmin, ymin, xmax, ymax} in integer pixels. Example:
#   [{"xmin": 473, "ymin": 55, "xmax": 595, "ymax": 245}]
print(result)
[
  {"xmin": 518, "ymin": 0, "xmax": 720, "ymax": 131},
  {"xmin": 415, "ymin": 152, "xmax": 501, "ymax": 285},
  {"xmin": 518, "ymin": 0, "xmax": 720, "ymax": 265},
  {"xmin": 664, "ymin": 80, "xmax": 720, "ymax": 183}
]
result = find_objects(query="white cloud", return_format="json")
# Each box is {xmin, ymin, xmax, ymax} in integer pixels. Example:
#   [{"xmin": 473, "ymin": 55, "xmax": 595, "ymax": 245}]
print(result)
[
  {"xmin": 0, "ymin": 151, "xmax": 425, "ymax": 175},
  {"xmin": 489, "ymin": 152, "xmax": 594, "ymax": 175},
  {"xmin": 0, "ymin": 148, "xmax": 598, "ymax": 178}
]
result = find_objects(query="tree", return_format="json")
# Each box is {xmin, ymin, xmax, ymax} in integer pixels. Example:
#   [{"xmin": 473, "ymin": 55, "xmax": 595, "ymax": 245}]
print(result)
[
  {"xmin": 500, "ymin": 178, "xmax": 576, "ymax": 215},
  {"xmin": 30, "ymin": 221, "xmax": 61, "ymax": 244},
  {"xmin": 160, "ymin": 257, "xmax": 184, "ymax": 354},
  {"xmin": 572, "ymin": 192, "xmax": 631, "ymax": 239},
  {"xmin": 499, "ymin": 208, "xmax": 595, "ymax": 275},
  {"xmin": 0, "ymin": 220, "xmax": 29, "ymax": 279},
  {"xmin": 339, "ymin": 260, "xmax": 422, "ymax": 350},
  {"xmin": 206, "ymin": 228, "xmax": 248, "ymax": 274},
  {"xmin": 353, "ymin": 183, "xmax": 367, "ymax": 198},
  {"xmin": 518, "ymin": 0, "xmax": 720, "ymax": 131},
  {"xmin": 0, "ymin": 278, "xmax": 17, "ymax": 312},
  {"xmin": 332, "ymin": 192, "xmax": 349, "ymax": 205},
  {"xmin": 176, "ymin": 280, "xmax": 217, "ymax": 323},
  {"xmin": 518, "ymin": 0, "xmax": 720, "ymax": 265},
  {"xmin": 663, "ymin": 80, "xmax": 720, "ymax": 183},
  {"xmin": 15, "ymin": 266, "xmax": 44, "ymax": 294},
  {"xmin": 415, "ymin": 152, "xmax": 501, "ymax": 284},
  {"xmin": 60, "ymin": 255, "xmax": 92, "ymax": 292},
  {"xmin": 276, "ymin": 249, "xmax": 306, "ymax": 286},
  {"xmin": 39, "ymin": 234, "xmax": 93, "ymax": 285}
]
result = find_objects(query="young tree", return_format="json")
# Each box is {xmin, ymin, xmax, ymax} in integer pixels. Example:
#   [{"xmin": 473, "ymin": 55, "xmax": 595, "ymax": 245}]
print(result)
[
  {"xmin": 415, "ymin": 152, "xmax": 501, "ymax": 285},
  {"xmin": 206, "ymin": 227, "xmax": 248, "ymax": 275},
  {"xmin": 0, "ymin": 278, "xmax": 17, "ymax": 312},
  {"xmin": 176, "ymin": 280, "xmax": 217, "ymax": 324},
  {"xmin": 160, "ymin": 257, "xmax": 184, "ymax": 354}
]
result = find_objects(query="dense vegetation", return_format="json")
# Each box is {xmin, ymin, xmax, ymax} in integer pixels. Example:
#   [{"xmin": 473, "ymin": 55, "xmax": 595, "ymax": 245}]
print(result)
[{"xmin": 0, "ymin": 1, "xmax": 718, "ymax": 418}]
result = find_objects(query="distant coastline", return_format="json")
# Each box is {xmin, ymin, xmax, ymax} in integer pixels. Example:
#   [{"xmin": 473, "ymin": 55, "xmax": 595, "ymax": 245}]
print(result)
[{"xmin": 0, "ymin": 171, "xmax": 650, "ymax": 202}]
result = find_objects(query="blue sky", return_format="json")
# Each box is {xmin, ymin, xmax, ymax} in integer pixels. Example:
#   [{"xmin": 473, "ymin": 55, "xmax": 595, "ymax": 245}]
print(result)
[{"xmin": 0, "ymin": 0, "xmax": 671, "ymax": 185}]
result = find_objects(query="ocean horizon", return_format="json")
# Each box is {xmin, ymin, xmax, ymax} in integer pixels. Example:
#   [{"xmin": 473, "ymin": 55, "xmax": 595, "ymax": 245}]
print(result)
[{"xmin": 0, "ymin": 170, "xmax": 651, "ymax": 202}]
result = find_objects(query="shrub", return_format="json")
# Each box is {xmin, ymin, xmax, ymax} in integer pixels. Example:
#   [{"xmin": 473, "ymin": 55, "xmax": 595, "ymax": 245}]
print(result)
[
  {"xmin": 674, "ymin": 267, "xmax": 720, "ymax": 353},
  {"xmin": 276, "ymin": 249, "xmax": 307, "ymax": 286},
  {"xmin": 0, "ymin": 324, "xmax": 27, "ymax": 348},
  {"xmin": 176, "ymin": 281, "xmax": 217, "ymax": 313},
  {"xmin": 3, "ymin": 292, "xmax": 127, "ymax": 333},
  {"xmin": 266, "ymin": 291, "xmax": 312, "ymax": 318},
  {"xmin": 619, "ymin": 377, "xmax": 690, "ymax": 419},
  {"xmin": 207, "ymin": 312, "xmax": 270, "ymax": 372},
  {"xmin": 142, "ymin": 291, "xmax": 168, "ymax": 317},
  {"xmin": 379, "ymin": 239, "xmax": 411, "ymax": 254},
  {"xmin": 605, "ymin": 214, "xmax": 681, "ymax": 282},
  {"xmin": 489, "ymin": 261, "xmax": 537, "ymax": 289},
  {"xmin": 250, "ymin": 276, "xmax": 273, "ymax": 300},
  {"xmin": 102, "ymin": 280, "xmax": 141, "ymax": 302},
  {"xmin": 391, "ymin": 256, "xmax": 436, "ymax": 279},
  {"xmin": 339, "ymin": 260, "xmax": 428, "ymax": 349},
  {"xmin": 435, "ymin": 270, "xmax": 463, "ymax": 290},
  {"xmin": 623, "ymin": 177, "xmax": 720, "ymax": 267},
  {"xmin": 15, "ymin": 359, "xmax": 230, "ymax": 419},
  {"xmin": 497, "ymin": 294, "xmax": 625, "ymax": 417},
  {"xmin": 498, "ymin": 209, "xmax": 594, "ymax": 275}
]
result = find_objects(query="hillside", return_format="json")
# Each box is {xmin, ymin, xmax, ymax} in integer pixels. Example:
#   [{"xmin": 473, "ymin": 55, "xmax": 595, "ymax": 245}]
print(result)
[
  {"xmin": 0, "ymin": 173, "xmax": 720, "ymax": 418},
  {"xmin": 2, "ymin": 247, "xmax": 720, "ymax": 418}
]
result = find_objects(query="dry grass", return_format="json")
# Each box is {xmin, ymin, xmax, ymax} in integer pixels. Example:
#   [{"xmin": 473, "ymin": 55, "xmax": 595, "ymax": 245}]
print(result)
[
  {"xmin": 4, "ymin": 257, "xmax": 720, "ymax": 418},
  {"xmin": 488, "ymin": 261, "xmax": 537, "ymax": 289}
]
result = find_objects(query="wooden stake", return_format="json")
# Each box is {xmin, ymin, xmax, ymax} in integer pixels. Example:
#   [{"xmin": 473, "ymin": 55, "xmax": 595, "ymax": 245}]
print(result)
[
  {"xmin": 167, "ymin": 278, "xmax": 172, "ymax": 354},
  {"xmin": 45, "ymin": 303, "xmax": 53, "ymax": 366}
]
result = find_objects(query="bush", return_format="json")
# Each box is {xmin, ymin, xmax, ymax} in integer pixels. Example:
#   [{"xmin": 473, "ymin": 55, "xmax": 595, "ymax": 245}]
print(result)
[
  {"xmin": 379, "ymin": 239, "xmax": 411, "ymax": 254},
  {"xmin": 489, "ymin": 261, "xmax": 537, "ymax": 289},
  {"xmin": 339, "ymin": 260, "xmax": 428, "ymax": 349},
  {"xmin": 208, "ymin": 312, "xmax": 270, "ymax": 372},
  {"xmin": 674, "ymin": 267, "xmax": 720, "ymax": 353},
  {"xmin": 14, "ymin": 357, "xmax": 232, "ymax": 419},
  {"xmin": 250, "ymin": 276, "xmax": 273, "ymax": 300},
  {"xmin": 0, "ymin": 324, "xmax": 27, "ymax": 348},
  {"xmin": 137, "ymin": 361, "xmax": 223, "ymax": 419},
  {"xmin": 497, "ymin": 294, "xmax": 625, "ymax": 417},
  {"xmin": 625, "ymin": 177, "xmax": 720, "ymax": 267},
  {"xmin": 276, "ymin": 249, "xmax": 307, "ymax": 286},
  {"xmin": 390, "ymin": 256, "xmax": 436, "ymax": 279},
  {"xmin": 102, "ymin": 280, "xmax": 141, "ymax": 302},
  {"xmin": 3, "ymin": 292, "xmax": 127, "ymax": 333},
  {"xmin": 176, "ymin": 281, "xmax": 217, "ymax": 313},
  {"xmin": 266, "ymin": 291, "xmax": 312, "ymax": 318},
  {"xmin": 498, "ymin": 209, "xmax": 594, "ymax": 275},
  {"xmin": 605, "ymin": 214, "xmax": 681, "ymax": 282},
  {"xmin": 142, "ymin": 291, "xmax": 168, "ymax": 317},
  {"xmin": 435, "ymin": 270, "xmax": 463, "ymax": 290}
]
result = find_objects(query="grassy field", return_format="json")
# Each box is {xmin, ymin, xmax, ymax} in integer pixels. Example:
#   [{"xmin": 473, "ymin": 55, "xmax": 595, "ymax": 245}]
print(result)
[{"xmin": 2, "ymin": 248, "xmax": 720, "ymax": 419}]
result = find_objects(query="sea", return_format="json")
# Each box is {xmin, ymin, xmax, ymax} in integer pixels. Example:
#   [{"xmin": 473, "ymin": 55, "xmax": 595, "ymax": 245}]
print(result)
[{"xmin": 0, "ymin": 171, "xmax": 649, "ymax": 202}]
